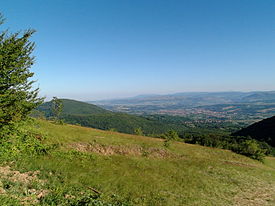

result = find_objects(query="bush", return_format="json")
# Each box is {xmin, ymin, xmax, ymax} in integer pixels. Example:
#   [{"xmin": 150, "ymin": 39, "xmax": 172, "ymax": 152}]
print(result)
[
  {"xmin": 0, "ymin": 119, "xmax": 55, "ymax": 161},
  {"xmin": 181, "ymin": 133, "xmax": 269, "ymax": 161},
  {"xmin": 231, "ymin": 139, "xmax": 266, "ymax": 161},
  {"xmin": 163, "ymin": 130, "xmax": 179, "ymax": 148},
  {"xmin": 134, "ymin": 127, "xmax": 143, "ymax": 136}
]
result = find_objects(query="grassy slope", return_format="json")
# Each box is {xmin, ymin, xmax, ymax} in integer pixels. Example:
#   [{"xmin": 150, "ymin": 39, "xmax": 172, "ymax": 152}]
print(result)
[{"xmin": 2, "ymin": 120, "xmax": 275, "ymax": 205}]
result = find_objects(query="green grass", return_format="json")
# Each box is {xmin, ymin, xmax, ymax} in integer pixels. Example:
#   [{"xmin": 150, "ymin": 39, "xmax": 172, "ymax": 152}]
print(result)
[{"xmin": 1, "ymin": 119, "xmax": 275, "ymax": 205}]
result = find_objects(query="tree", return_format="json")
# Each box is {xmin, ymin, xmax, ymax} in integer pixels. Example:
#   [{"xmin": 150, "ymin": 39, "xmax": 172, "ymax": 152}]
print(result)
[
  {"xmin": 163, "ymin": 130, "xmax": 178, "ymax": 148},
  {"xmin": 0, "ymin": 14, "xmax": 43, "ymax": 131},
  {"xmin": 134, "ymin": 127, "xmax": 143, "ymax": 136},
  {"xmin": 51, "ymin": 97, "xmax": 63, "ymax": 120},
  {"xmin": 164, "ymin": 130, "xmax": 179, "ymax": 140}
]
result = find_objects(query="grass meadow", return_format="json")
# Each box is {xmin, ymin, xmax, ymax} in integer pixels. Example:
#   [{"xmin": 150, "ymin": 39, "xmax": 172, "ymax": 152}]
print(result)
[{"xmin": 1, "ymin": 119, "xmax": 275, "ymax": 205}]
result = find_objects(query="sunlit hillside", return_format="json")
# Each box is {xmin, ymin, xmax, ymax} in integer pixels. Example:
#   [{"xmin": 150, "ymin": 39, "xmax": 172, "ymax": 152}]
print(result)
[{"xmin": 1, "ymin": 120, "xmax": 274, "ymax": 205}]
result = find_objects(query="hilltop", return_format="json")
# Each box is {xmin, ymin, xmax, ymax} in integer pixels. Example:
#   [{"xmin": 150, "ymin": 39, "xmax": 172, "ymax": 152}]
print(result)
[
  {"xmin": 1, "ymin": 119, "xmax": 275, "ymax": 205},
  {"xmin": 38, "ymin": 99, "xmax": 111, "ymax": 116}
]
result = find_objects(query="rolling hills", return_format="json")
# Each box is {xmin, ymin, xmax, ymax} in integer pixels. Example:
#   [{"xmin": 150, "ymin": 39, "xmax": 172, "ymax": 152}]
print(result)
[{"xmin": 36, "ymin": 99, "xmax": 188, "ymax": 135}]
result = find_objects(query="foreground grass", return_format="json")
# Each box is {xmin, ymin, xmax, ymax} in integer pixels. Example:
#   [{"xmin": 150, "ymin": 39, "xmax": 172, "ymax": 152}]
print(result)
[{"xmin": 1, "ymin": 119, "xmax": 275, "ymax": 205}]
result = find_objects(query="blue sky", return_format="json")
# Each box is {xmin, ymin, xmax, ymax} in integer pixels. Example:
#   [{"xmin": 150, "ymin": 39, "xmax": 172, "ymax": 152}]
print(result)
[{"xmin": 2, "ymin": 0, "xmax": 275, "ymax": 100}]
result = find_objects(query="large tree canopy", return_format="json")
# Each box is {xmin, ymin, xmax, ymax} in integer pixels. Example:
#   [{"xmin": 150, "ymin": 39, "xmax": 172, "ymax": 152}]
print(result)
[{"xmin": 0, "ymin": 14, "xmax": 43, "ymax": 129}]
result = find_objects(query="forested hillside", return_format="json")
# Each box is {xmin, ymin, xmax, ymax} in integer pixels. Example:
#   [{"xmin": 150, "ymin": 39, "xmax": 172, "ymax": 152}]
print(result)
[
  {"xmin": 233, "ymin": 116, "xmax": 275, "ymax": 147},
  {"xmin": 36, "ymin": 99, "xmax": 188, "ymax": 135},
  {"xmin": 38, "ymin": 99, "xmax": 111, "ymax": 116}
]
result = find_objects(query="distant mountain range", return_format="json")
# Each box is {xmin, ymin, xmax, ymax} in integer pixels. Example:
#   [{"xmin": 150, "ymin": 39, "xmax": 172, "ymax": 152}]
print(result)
[
  {"xmin": 91, "ymin": 91, "xmax": 275, "ymax": 106},
  {"xmin": 90, "ymin": 91, "xmax": 275, "ymax": 122}
]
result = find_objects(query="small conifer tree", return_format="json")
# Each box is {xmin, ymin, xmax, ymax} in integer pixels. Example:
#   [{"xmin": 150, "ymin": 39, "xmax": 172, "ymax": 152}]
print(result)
[
  {"xmin": 0, "ymin": 14, "xmax": 43, "ymax": 131},
  {"xmin": 51, "ymin": 97, "xmax": 63, "ymax": 120}
]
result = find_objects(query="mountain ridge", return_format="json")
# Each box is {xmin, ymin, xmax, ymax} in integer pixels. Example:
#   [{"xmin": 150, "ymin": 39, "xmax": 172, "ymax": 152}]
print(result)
[{"xmin": 90, "ymin": 91, "xmax": 275, "ymax": 106}]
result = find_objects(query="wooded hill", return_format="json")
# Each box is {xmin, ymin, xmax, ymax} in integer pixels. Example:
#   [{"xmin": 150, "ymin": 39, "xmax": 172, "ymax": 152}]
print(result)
[
  {"xmin": 37, "ymin": 99, "xmax": 188, "ymax": 135},
  {"xmin": 233, "ymin": 116, "xmax": 275, "ymax": 147}
]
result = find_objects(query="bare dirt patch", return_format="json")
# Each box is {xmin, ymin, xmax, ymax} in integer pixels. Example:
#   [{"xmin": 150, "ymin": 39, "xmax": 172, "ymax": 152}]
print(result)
[
  {"xmin": 68, "ymin": 142, "xmax": 181, "ymax": 159},
  {"xmin": 0, "ymin": 165, "xmax": 48, "ymax": 205},
  {"xmin": 0, "ymin": 166, "xmax": 42, "ymax": 184}
]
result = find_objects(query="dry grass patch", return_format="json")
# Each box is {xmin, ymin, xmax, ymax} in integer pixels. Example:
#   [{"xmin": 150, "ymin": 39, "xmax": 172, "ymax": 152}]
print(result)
[
  {"xmin": 67, "ymin": 142, "xmax": 182, "ymax": 159},
  {"xmin": 234, "ymin": 181, "xmax": 275, "ymax": 206}
]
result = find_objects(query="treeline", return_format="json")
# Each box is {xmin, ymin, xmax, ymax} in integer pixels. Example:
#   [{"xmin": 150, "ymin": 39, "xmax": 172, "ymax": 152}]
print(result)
[
  {"xmin": 61, "ymin": 113, "xmax": 187, "ymax": 135},
  {"xmin": 177, "ymin": 132, "xmax": 274, "ymax": 161}
]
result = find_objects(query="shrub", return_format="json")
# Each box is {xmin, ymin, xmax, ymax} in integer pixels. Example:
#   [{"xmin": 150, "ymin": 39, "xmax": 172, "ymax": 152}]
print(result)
[
  {"xmin": 232, "ymin": 139, "xmax": 266, "ymax": 161},
  {"xmin": 163, "ymin": 130, "xmax": 179, "ymax": 148},
  {"xmin": 134, "ymin": 127, "xmax": 143, "ymax": 136},
  {"xmin": 0, "ymin": 120, "xmax": 55, "ymax": 161}
]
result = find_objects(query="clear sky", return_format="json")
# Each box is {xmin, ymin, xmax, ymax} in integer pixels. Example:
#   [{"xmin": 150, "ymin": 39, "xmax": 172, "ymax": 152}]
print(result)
[{"xmin": 1, "ymin": 0, "xmax": 275, "ymax": 100}]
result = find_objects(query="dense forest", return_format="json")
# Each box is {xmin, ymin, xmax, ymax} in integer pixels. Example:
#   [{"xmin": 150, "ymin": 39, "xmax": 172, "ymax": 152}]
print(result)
[{"xmin": 233, "ymin": 116, "xmax": 275, "ymax": 147}]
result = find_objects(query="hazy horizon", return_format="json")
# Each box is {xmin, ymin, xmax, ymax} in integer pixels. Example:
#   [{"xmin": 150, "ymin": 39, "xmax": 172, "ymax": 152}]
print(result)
[
  {"xmin": 2, "ymin": 0, "xmax": 275, "ymax": 101},
  {"xmin": 42, "ymin": 89, "xmax": 275, "ymax": 102}
]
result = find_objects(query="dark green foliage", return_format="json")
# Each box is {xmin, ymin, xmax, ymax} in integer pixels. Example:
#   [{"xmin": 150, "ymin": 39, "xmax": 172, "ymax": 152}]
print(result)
[
  {"xmin": 182, "ymin": 133, "xmax": 230, "ymax": 148},
  {"xmin": 0, "ymin": 14, "xmax": 43, "ymax": 132},
  {"xmin": 62, "ymin": 113, "xmax": 175, "ymax": 135},
  {"xmin": 163, "ymin": 130, "xmax": 178, "ymax": 148},
  {"xmin": 36, "ymin": 99, "xmax": 187, "ymax": 135},
  {"xmin": 231, "ymin": 139, "xmax": 266, "ymax": 161},
  {"xmin": 38, "ymin": 99, "xmax": 110, "ymax": 117},
  {"xmin": 233, "ymin": 116, "xmax": 275, "ymax": 147},
  {"xmin": 181, "ymin": 132, "xmax": 270, "ymax": 160},
  {"xmin": 164, "ymin": 130, "xmax": 179, "ymax": 140}
]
